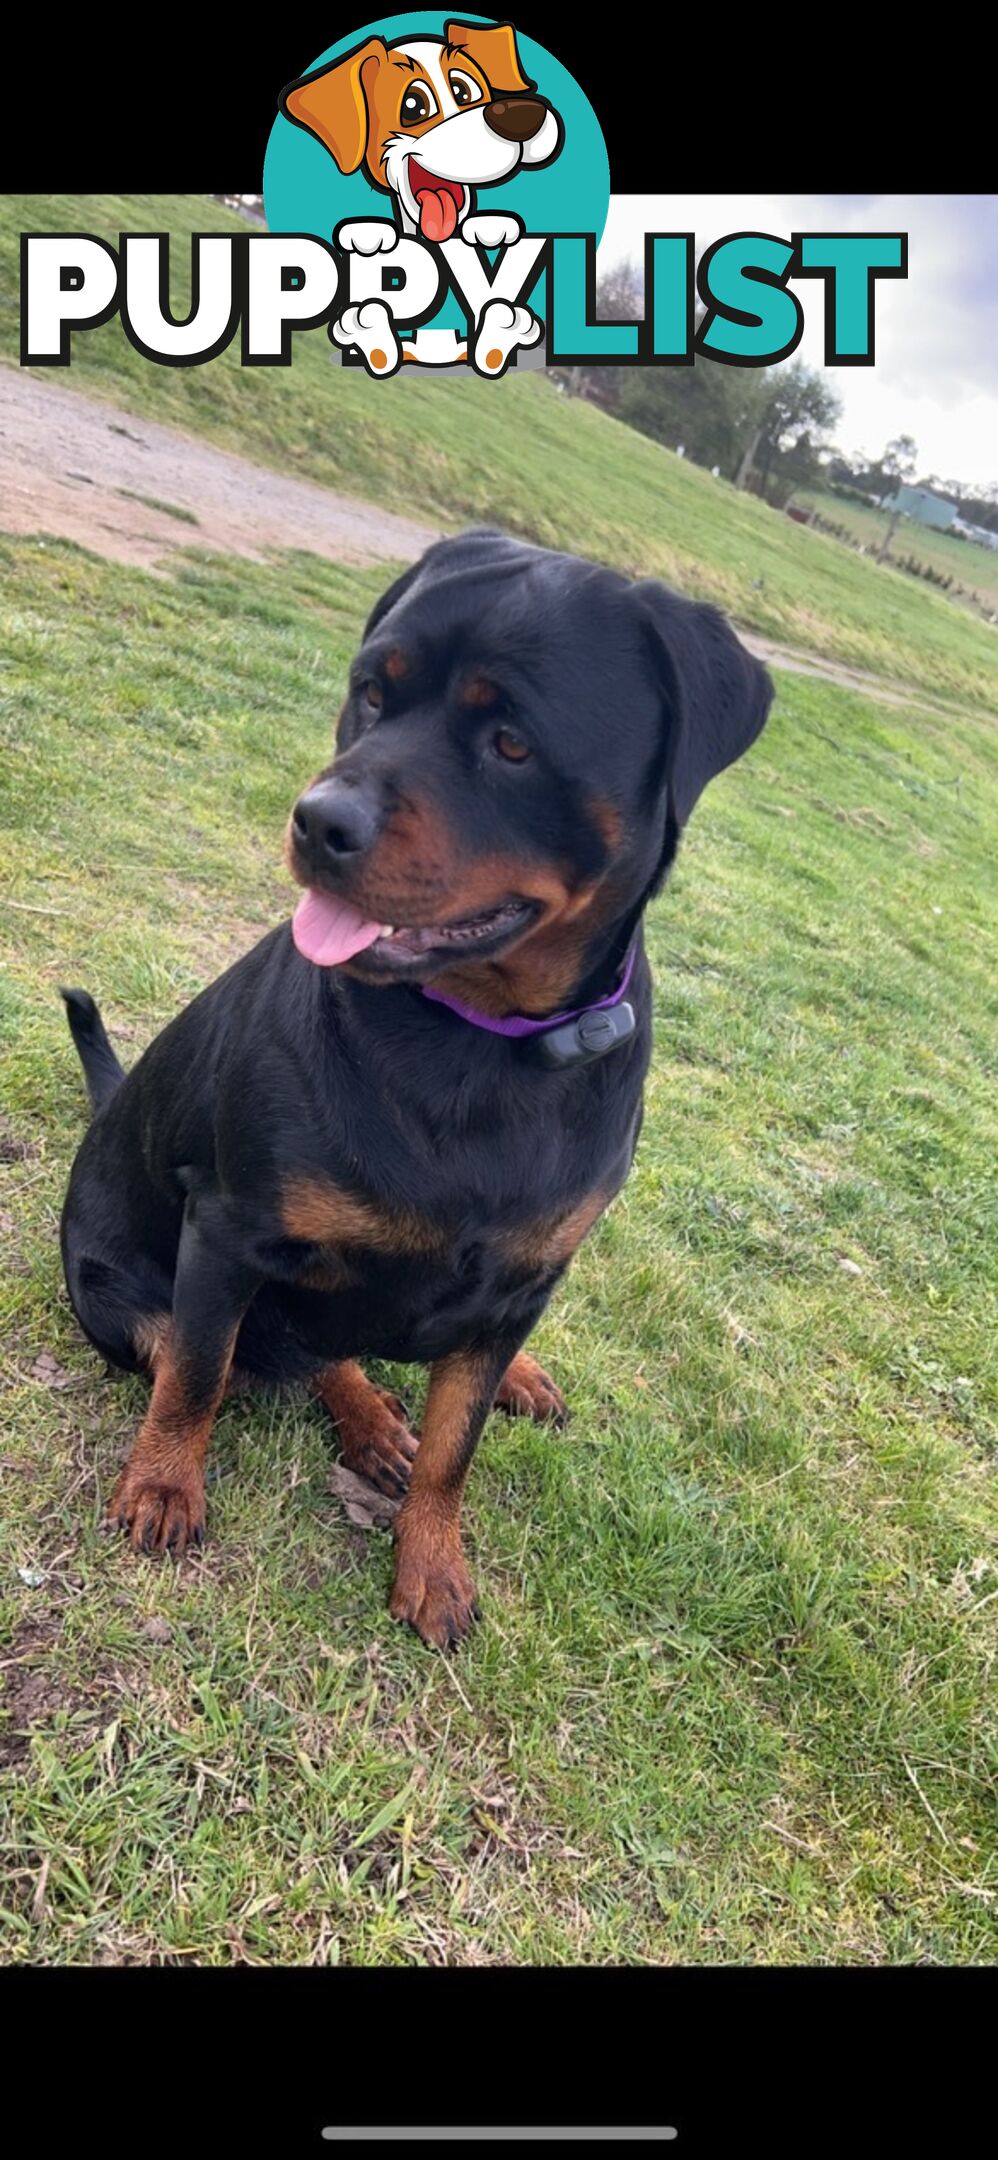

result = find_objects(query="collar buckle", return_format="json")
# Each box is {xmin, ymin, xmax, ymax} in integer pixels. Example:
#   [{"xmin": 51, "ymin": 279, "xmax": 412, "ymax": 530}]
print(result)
[{"xmin": 532, "ymin": 999, "xmax": 637, "ymax": 1069}]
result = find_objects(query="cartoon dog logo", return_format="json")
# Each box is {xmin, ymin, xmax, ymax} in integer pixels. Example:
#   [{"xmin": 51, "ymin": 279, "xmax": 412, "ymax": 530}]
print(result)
[{"xmin": 280, "ymin": 18, "xmax": 563, "ymax": 372}]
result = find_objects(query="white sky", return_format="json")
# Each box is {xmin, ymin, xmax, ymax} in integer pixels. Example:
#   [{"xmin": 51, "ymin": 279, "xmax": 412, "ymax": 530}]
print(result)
[{"xmin": 598, "ymin": 193, "xmax": 998, "ymax": 490}]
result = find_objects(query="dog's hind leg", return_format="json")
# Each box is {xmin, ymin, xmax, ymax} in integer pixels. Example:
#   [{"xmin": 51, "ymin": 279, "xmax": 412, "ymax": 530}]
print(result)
[
  {"xmin": 106, "ymin": 1205, "xmax": 261, "ymax": 1558},
  {"xmin": 314, "ymin": 1362, "xmax": 418, "ymax": 1500},
  {"xmin": 494, "ymin": 1352, "xmax": 568, "ymax": 1427}
]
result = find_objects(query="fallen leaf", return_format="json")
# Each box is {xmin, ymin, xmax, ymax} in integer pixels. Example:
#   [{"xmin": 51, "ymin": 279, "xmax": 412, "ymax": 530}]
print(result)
[
  {"xmin": 18, "ymin": 1565, "xmax": 46, "ymax": 1588},
  {"xmin": 836, "ymin": 1256, "xmax": 863, "ymax": 1277},
  {"xmin": 30, "ymin": 1351, "xmax": 73, "ymax": 1389},
  {"xmin": 327, "ymin": 1461, "xmax": 400, "ymax": 1531},
  {"xmin": 139, "ymin": 1616, "xmax": 173, "ymax": 1645}
]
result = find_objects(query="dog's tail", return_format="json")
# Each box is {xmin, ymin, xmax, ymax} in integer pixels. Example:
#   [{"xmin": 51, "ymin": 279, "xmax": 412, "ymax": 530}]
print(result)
[{"xmin": 59, "ymin": 987, "xmax": 126, "ymax": 1115}]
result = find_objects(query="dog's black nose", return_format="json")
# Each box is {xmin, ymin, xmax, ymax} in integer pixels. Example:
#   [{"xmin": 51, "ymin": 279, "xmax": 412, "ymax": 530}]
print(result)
[
  {"xmin": 291, "ymin": 779, "xmax": 381, "ymax": 862},
  {"xmin": 484, "ymin": 96, "xmax": 548, "ymax": 142}
]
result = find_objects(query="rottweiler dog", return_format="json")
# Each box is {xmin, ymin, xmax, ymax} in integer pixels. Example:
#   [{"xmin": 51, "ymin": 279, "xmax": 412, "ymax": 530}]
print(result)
[{"xmin": 60, "ymin": 529, "xmax": 772, "ymax": 1648}]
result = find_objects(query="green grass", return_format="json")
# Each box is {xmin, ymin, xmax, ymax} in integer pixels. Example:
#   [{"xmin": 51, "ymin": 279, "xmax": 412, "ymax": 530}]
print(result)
[
  {"xmin": 795, "ymin": 488, "xmax": 998, "ymax": 615},
  {"xmin": 116, "ymin": 489, "xmax": 200, "ymax": 526},
  {"xmin": 3, "ymin": 193, "xmax": 997, "ymax": 711},
  {"xmin": 1, "ymin": 534, "xmax": 996, "ymax": 1965}
]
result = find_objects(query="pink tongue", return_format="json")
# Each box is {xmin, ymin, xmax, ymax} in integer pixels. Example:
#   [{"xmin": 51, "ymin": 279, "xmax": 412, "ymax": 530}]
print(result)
[
  {"xmin": 292, "ymin": 889, "xmax": 384, "ymax": 967},
  {"xmin": 417, "ymin": 187, "xmax": 459, "ymax": 243}
]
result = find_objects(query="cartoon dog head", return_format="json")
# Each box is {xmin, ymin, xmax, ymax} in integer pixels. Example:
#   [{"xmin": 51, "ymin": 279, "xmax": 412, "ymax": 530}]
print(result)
[{"xmin": 280, "ymin": 19, "xmax": 563, "ymax": 240}]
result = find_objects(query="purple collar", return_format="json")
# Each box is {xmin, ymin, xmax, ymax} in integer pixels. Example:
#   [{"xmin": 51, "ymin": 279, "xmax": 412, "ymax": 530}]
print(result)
[{"xmin": 422, "ymin": 944, "xmax": 637, "ymax": 1038}]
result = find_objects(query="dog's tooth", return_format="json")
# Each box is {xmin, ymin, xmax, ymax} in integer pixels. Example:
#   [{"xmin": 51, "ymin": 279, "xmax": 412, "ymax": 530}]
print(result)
[{"xmin": 380, "ymin": 925, "xmax": 396, "ymax": 937}]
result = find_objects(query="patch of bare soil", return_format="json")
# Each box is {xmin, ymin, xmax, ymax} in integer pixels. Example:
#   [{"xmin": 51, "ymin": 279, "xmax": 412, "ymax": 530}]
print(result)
[
  {"xmin": 0, "ymin": 365, "xmax": 441, "ymax": 574},
  {"xmin": 0, "ymin": 1612, "xmax": 134, "ymax": 1770},
  {"xmin": 1, "ymin": 366, "xmax": 982, "ymax": 722},
  {"xmin": 742, "ymin": 630, "xmax": 982, "ymax": 721}
]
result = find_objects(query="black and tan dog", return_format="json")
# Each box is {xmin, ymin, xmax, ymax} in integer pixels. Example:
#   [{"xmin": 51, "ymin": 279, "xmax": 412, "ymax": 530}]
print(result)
[{"xmin": 60, "ymin": 530, "xmax": 771, "ymax": 1648}]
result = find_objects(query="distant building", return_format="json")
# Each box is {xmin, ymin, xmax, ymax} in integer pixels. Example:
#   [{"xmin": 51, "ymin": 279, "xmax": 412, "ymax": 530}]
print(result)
[
  {"xmin": 953, "ymin": 516, "xmax": 998, "ymax": 552},
  {"xmin": 880, "ymin": 484, "xmax": 958, "ymax": 530}
]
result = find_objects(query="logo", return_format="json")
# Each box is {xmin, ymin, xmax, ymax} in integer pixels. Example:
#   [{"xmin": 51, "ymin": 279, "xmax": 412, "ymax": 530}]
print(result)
[
  {"xmin": 18, "ymin": 15, "xmax": 907, "ymax": 374},
  {"xmin": 265, "ymin": 13, "xmax": 606, "ymax": 377}
]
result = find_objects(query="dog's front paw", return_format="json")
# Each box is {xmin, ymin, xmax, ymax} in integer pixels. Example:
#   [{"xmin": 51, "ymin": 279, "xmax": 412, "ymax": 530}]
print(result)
[
  {"xmin": 461, "ymin": 212, "xmax": 524, "ymax": 249},
  {"xmin": 473, "ymin": 298, "xmax": 542, "ymax": 377},
  {"xmin": 106, "ymin": 1462, "xmax": 206, "ymax": 1558},
  {"xmin": 331, "ymin": 301, "xmax": 401, "ymax": 377},
  {"xmin": 390, "ymin": 1534, "xmax": 479, "ymax": 1649},
  {"xmin": 335, "ymin": 220, "xmax": 399, "ymax": 256}
]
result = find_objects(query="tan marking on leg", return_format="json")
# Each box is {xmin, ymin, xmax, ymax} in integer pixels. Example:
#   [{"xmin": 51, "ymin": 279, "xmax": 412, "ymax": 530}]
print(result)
[
  {"xmin": 107, "ymin": 1325, "xmax": 236, "ymax": 1558},
  {"xmin": 132, "ymin": 1312, "xmax": 170, "ymax": 1373},
  {"xmin": 389, "ymin": 1350, "xmax": 493, "ymax": 1648}
]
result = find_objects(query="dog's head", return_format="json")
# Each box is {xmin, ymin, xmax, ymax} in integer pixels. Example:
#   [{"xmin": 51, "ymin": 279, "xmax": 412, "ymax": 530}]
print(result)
[
  {"xmin": 287, "ymin": 531, "xmax": 773, "ymax": 1015},
  {"xmin": 281, "ymin": 20, "xmax": 562, "ymax": 239}
]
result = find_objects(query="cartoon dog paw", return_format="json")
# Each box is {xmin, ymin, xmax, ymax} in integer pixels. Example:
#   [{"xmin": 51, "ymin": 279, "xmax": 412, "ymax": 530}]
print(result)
[
  {"xmin": 461, "ymin": 212, "xmax": 524, "ymax": 250},
  {"xmin": 331, "ymin": 301, "xmax": 401, "ymax": 378},
  {"xmin": 335, "ymin": 220, "xmax": 399, "ymax": 256},
  {"xmin": 473, "ymin": 299, "xmax": 542, "ymax": 378}
]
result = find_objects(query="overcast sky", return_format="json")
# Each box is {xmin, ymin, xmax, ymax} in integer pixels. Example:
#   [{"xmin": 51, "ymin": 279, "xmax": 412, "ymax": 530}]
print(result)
[{"xmin": 599, "ymin": 193, "xmax": 997, "ymax": 491}]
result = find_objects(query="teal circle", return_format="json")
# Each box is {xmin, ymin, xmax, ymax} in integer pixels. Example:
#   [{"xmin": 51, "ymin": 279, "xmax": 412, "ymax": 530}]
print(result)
[{"xmin": 263, "ymin": 12, "xmax": 609, "ymax": 337}]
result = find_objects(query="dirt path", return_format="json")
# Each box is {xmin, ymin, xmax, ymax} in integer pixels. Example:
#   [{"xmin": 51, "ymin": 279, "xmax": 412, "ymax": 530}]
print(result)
[
  {"xmin": 738, "ymin": 632, "xmax": 958, "ymax": 714},
  {"xmin": 0, "ymin": 366, "xmax": 976, "ymax": 719},
  {"xmin": 0, "ymin": 366, "xmax": 440, "ymax": 574}
]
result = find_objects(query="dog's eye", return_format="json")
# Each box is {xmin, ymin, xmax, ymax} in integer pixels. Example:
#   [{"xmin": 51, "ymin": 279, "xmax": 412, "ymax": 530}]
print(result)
[
  {"xmin": 448, "ymin": 70, "xmax": 482, "ymax": 108},
  {"xmin": 400, "ymin": 81, "xmax": 437, "ymax": 125},
  {"xmin": 493, "ymin": 728, "xmax": 531, "ymax": 764}
]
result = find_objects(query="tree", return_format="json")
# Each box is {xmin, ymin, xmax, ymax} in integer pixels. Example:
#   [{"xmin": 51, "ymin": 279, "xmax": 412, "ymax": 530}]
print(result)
[
  {"xmin": 738, "ymin": 365, "xmax": 842, "ymax": 505},
  {"xmin": 876, "ymin": 435, "xmax": 919, "ymax": 562},
  {"xmin": 555, "ymin": 266, "xmax": 840, "ymax": 509},
  {"xmin": 553, "ymin": 260, "xmax": 644, "ymax": 415},
  {"xmin": 883, "ymin": 435, "xmax": 918, "ymax": 491}
]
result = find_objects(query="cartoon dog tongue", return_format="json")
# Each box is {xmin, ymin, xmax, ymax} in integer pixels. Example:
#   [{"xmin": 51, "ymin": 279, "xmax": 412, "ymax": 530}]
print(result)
[
  {"xmin": 414, "ymin": 177, "xmax": 461, "ymax": 242},
  {"xmin": 292, "ymin": 889, "xmax": 384, "ymax": 967}
]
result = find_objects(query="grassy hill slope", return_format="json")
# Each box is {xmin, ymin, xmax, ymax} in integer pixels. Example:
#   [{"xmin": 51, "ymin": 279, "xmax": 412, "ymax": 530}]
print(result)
[
  {"xmin": 1, "ymin": 537, "xmax": 996, "ymax": 1964},
  {"xmin": 3, "ymin": 194, "xmax": 996, "ymax": 711}
]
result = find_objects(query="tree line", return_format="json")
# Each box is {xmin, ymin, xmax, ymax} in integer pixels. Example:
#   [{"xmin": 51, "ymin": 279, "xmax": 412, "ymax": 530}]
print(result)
[{"xmin": 552, "ymin": 260, "xmax": 997, "ymax": 530}]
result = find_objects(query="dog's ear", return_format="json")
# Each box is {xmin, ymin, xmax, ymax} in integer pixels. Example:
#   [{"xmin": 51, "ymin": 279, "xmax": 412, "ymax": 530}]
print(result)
[
  {"xmin": 634, "ymin": 581, "xmax": 773, "ymax": 838},
  {"xmin": 444, "ymin": 19, "xmax": 533, "ymax": 92},
  {"xmin": 280, "ymin": 37, "xmax": 386, "ymax": 174}
]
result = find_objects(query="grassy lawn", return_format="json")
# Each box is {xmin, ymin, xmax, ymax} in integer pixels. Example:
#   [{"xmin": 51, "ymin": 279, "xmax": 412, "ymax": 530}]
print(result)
[
  {"xmin": 1, "ymin": 533, "xmax": 996, "ymax": 1964},
  {"xmin": 794, "ymin": 488, "xmax": 998, "ymax": 616},
  {"xmin": 3, "ymin": 193, "xmax": 998, "ymax": 712}
]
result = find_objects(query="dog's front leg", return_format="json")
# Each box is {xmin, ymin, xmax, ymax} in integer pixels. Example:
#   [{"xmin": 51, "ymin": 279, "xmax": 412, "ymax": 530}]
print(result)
[
  {"xmin": 390, "ymin": 1340, "xmax": 522, "ymax": 1648},
  {"xmin": 106, "ymin": 1205, "xmax": 259, "ymax": 1558}
]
